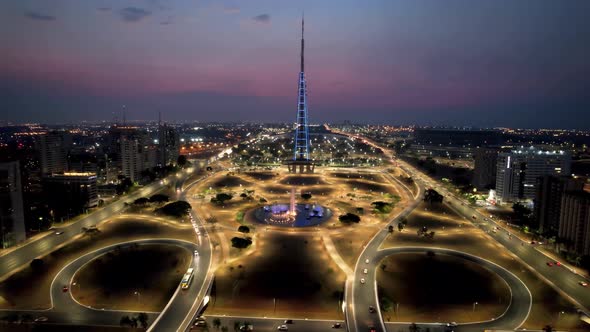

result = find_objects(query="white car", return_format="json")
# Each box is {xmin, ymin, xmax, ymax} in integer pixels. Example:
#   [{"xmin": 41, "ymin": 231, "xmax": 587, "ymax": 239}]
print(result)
[
  {"xmin": 365, "ymin": 258, "xmax": 370, "ymax": 264},
  {"xmin": 55, "ymin": 231, "xmax": 64, "ymax": 235},
  {"xmin": 194, "ymin": 250, "xmax": 199, "ymax": 256},
  {"xmin": 277, "ymin": 325, "xmax": 289, "ymax": 331},
  {"xmin": 360, "ymin": 278, "xmax": 366, "ymax": 284},
  {"xmin": 363, "ymin": 268, "xmax": 368, "ymax": 274}
]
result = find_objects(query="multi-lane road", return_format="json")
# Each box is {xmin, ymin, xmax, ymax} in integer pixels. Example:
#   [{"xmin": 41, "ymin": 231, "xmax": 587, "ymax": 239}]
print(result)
[
  {"xmin": 0, "ymin": 167, "xmax": 195, "ymax": 282},
  {"xmin": 405, "ymin": 165, "xmax": 590, "ymax": 315}
]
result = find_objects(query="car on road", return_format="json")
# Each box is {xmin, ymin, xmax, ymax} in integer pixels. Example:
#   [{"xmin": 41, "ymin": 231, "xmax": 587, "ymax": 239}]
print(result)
[
  {"xmin": 369, "ymin": 306, "xmax": 376, "ymax": 313},
  {"xmin": 55, "ymin": 231, "xmax": 64, "ymax": 235},
  {"xmin": 365, "ymin": 258, "xmax": 370, "ymax": 263},
  {"xmin": 239, "ymin": 324, "xmax": 254, "ymax": 331},
  {"xmin": 194, "ymin": 250, "xmax": 199, "ymax": 256},
  {"xmin": 284, "ymin": 320, "xmax": 293, "ymax": 324},
  {"xmin": 277, "ymin": 325, "xmax": 288, "ymax": 331},
  {"xmin": 360, "ymin": 278, "xmax": 365, "ymax": 284},
  {"xmin": 547, "ymin": 262, "xmax": 553, "ymax": 267},
  {"xmin": 580, "ymin": 281, "xmax": 588, "ymax": 287},
  {"xmin": 34, "ymin": 317, "xmax": 48, "ymax": 323},
  {"xmin": 554, "ymin": 261, "xmax": 561, "ymax": 266},
  {"xmin": 194, "ymin": 317, "xmax": 206, "ymax": 326},
  {"xmin": 62, "ymin": 285, "xmax": 69, "ymax": 292},
  {"xmin": 368, "ymin": 327, "xmax": 377, "ymax": 332},
  {"xmin": 363, "ymin": 268, "xmax": 368, "ymax": 274},
  {"xmin": 332, "ymin": 323, "xmax": 342, "ymax": 328}
]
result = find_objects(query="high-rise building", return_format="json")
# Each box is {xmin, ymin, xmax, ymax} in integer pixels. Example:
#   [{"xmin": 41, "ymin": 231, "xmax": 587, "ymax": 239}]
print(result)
[
  {"xmin": 472, "ymin": 148, "xmax": 499, "ymax": 190},
  {"xmin": 288, "ymin": 16, "xmax": 314, "ymax": 173},
  {"xmin": 558, "ymin": 191, "xmax": 590, "ymax": 256},
  {"xmin": 37, "ymin": 131, "xmax": 71, "ymax": 175},
  {"xmin": 495, "ymin": 147, "xmax": 571, "ymax": 203},
  {"xmin": 42, "ymin": 172, "xmax": 98, "ymax": 221},
  {"xmin": 158, "ymin": 124, "xmax": 179, "ymax": 166},
  {"xmin": 0, "ymin": 161, "xmax": 26, "ymax": 247},
  {"xmin": 121, "ymin": 135, "xmax": 144, "ymax": 182},
  {"xmin": 533, "ymin": 175, "xmax": 584, "ymax": 233}
]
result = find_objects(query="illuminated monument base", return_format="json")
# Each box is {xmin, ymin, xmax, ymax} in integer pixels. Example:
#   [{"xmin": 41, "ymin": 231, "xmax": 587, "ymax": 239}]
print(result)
[{"xmin": 286, "ymin": 160, "xmax": 315, "ymax": 173}]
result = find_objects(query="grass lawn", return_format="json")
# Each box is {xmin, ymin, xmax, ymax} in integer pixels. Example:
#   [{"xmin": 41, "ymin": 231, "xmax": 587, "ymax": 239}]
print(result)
[
  {"xmin": 72, "ymin": 244, "xmax": 190, "ymax": 311},
  {"xmin": 377, "ymin": 253, "xmax": 510, "ymax": 322},
  {"xmin": 208, "ymin": 232, "xmax": 346, "ymax": 319}
]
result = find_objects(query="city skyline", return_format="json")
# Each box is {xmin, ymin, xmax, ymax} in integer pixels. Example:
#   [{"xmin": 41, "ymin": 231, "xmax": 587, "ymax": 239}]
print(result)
[{"xmin": 1, "ymin": 0, "xmax": 590, "ymax": 128}]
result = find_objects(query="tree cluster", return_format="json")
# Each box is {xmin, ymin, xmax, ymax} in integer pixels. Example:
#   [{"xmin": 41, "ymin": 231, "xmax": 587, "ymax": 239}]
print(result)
[
  {"xmin": 424, "ymin": 189, "xmax": 443, "ymax": 204},
  {"xmin": 155, "ymin": 200, "xmax": 192, "ymax": 217},
  {"xmin": 339, "ymin": 213, "xmax": 361, "ymax": 223},
  {"xmin": 211, "ymin": 193, "xmax": 233, "ymax": 205},
  {"xmin": 231, "ymin": 237, "xmax": 253, "ymax": 249},
  {"xmin": 120, "ymin": 313, "xmax": 149, "ymax": 328}
]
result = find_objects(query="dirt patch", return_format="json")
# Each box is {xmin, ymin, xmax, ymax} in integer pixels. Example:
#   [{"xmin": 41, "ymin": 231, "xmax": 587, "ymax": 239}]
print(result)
[
  {"xmin": 377, "ymin": 252, "xmax": 510, "ymax": 322},
  {"xmin": 72, "ymin": 244, "xmax": 190, "ymax": 311}
]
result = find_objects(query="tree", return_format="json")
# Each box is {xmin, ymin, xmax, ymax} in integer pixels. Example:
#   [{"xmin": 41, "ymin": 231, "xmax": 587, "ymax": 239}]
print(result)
[
  {"xmin": 137, "ymin": 312, "xmax": 149, "ymax": 328},
  {"xmin": 213, "ymin": 317, "xmax": 222, "ymax": 329},
  {"xmin": 398, "ymin": 223, "xmax": 404, "ymax": 232},
  {"xmin": 424, "ymin": 189, "xmax": 443, "ymax": 204},
  {"xmin": 388, "ymin": 225, "xmax": 394, "ymax": 233},
  {"xmin": 234, "ymin": 321, "xmax": 241, "ymax": 332},
  {"xmin": 409, "ymin": 323, "xmax": 421, "ymax": 332},
  {"xmin": 381, "ymin": 296, "xmax": 393, "ymax": 312},
  {"xmin": 120, "ymin": 315, "xmax": 132, "ymax": 327},
  {"xmin": 30, "ymin": 258, "xmax": 44, "ymax": 271},
  {"xmin": 542, "ymin": 325, "xmax": 553, "ymax": 332},
  {"xmin": 177, "ymin": 155, "xmax": 188, "ymax": 167},
  {"xmin": 212, "ymin": 193, "xmax": 233, "ymax": 205},
  {"xmin": 149, "ymin": 194, "xmax": 169, "ymax": 203},
  {"xmin": 512, "ymin": 202, "xmax": 533, "ymax": 226},
  {"xmin": 240, "ymin": 193, "xmax": 248, "ymax": 199},
  {"xmin": 238, "ymin": 225, "xmax": 250, "ymax": 234},
  {"xmin": 116, "ymin": 177, "xmax": 133, "ymax": 195},
  {"xmin": 222, "ymin": 326, "xmax": 229, "ymax": 332},
  {"xmin": 372, "ymin": 201, "xmax": 393, "ymax": 213},
  {"xmin": 231, "ymin": 237, "xmax": 253, "ymax": 249},
  {"xmin": 301, "ymin": 193, "xmax": 312, "ymax": 200},
  {"xmin": 156, "ymin": 200, "xmax": 192, "ymax": 217},
  {"xmin": 339, "ymin": 213, "xmax": 361, "ymax": 223},
  {"xmin": 133, "ymin": 197, "xmax": 150, "ymax": 206}
]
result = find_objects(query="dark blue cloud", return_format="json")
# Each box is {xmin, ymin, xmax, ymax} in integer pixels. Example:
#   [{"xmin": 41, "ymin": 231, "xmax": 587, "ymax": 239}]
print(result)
[
  {"xmin": 119, "ymin": 7, "xmax": 151, "ymax": 22},
  {"xmin": 24, "ymin": 11, "xmax": 56, "ymax": 21},
  {"xmin": 252, "ymin": 14, "xmax": 270, "ymax": 24}
]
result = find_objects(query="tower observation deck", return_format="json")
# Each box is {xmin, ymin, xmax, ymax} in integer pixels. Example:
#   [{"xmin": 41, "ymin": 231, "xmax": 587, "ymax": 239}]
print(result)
[{"xmin": 288, "ymin": 16, "xmax": 314, "ymax": 173}]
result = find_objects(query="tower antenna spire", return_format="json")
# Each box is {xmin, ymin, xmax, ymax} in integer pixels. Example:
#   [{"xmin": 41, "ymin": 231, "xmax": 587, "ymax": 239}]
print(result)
[{"xmin": 300, "ymin": 13, "xmax": 304, "ymax": 73}]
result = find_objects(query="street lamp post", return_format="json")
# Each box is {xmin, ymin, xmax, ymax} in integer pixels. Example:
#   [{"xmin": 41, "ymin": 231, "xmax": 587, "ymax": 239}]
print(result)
[
  {"xmin": 558, "ymin": 310, "xmax": 565, "ymax": 321},
  {"xmin": 72, "ymin": 282, "xmax": 81, "ymax": 293},
  {"xmin": 473, "ymin": 301, "xmax": 478, "ymax": 312},
  {"xmin": 134, "ymin": 291, "xmax": 141, "ymax": 303}
]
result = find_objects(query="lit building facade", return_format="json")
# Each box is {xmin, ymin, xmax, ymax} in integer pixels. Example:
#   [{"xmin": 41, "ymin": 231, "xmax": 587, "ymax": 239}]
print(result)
[
  {"xmin": 495, "ymin": 147, "xmax": 571, "ymax": 203},
  {"xmin": 42, "ymin": 172, "xmax": 98, "ymax": 220}
]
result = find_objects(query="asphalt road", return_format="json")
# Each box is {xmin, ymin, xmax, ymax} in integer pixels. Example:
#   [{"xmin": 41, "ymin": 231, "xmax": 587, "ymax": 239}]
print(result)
[
  {"xmin": 0, "ymin": 168, "xmax": 196, "ymax": 282},
  {"xmin": 51, "ymin": 238, "xmax": 201, "ymax": 326},
  {"xmin": 193, "ymin": 315, "xmax": 346, "ymax": 332},
  {"xmin": 348, "ymin": 173, "xmax": 424, "ymax": 332}
]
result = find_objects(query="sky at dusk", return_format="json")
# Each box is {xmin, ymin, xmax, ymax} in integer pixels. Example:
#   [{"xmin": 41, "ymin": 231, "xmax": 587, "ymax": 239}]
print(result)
[{"xmin": 1, "ymin": 0, "xmax": 589, "ymax": 128}]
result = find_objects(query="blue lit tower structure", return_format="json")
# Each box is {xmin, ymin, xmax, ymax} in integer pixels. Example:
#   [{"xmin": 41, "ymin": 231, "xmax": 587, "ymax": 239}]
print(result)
[{"xmin": 288, "ymin": 16, "xmax": 314, "ymax": 173}]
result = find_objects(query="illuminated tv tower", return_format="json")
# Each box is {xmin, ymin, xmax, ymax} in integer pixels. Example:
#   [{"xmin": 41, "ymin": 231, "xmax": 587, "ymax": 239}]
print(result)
[{"xmin": 288, "ymin": 15, "xmax": 314, "ymax": 173}]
